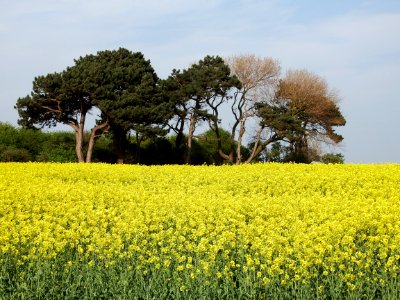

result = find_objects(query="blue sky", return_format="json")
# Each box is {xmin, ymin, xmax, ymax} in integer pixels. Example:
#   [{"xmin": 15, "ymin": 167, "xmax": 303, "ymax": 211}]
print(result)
[{"xmin": 0, "ymin": 0, "xmax": 399, "ymax": 163}]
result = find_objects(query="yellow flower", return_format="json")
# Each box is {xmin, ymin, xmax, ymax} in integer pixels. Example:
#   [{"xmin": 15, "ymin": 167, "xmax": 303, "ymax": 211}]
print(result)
[{"xmin": 1, "ymin": 162, "xmax": 399, "ymax": 292}]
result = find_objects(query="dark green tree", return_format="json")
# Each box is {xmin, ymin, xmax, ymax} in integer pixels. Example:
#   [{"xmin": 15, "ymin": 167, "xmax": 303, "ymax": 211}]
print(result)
[
  {"xmin": 81, "ymin": 48, "xmax": 173, "ymax": 163},
  {"xmin": 166, "ymin": 55, "xmax": 241, "ymax": 164},
  {"xmin": 15, "ymin": 71, "xmax": 93, "ymax": 162},
  {"xmin": 15, "ymin": 48, "xmax": 171, "ymax": 163},
  {"xmin": 15, "ymin": 55, "xmax": 112, "ymax": 162}
]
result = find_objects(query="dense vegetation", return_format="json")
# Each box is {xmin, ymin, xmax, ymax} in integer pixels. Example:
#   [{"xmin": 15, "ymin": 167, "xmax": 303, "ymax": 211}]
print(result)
[
  {"xmin": 13, "ymin": 48, "xmax": 345, "ymax": 164},
  {"xmin": 1, "ymin": 163, "xmax": 399, "ymax": 298},
  {"xmin": 0, "ymin": 122, "xmax": 343, "ymax": 164}
]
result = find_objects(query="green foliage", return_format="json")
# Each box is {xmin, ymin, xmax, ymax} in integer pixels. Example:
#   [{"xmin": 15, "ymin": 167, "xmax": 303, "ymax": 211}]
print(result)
[
  {"xmin": 0, "ymin": 122, "xmax": 19, "ymax": 145},
  {"xmin": 36, "ymin": 132, "xmax": 77, "ymax": 162},
  {"xmin": 165, "ymin": 55, "xmax": 241, "ymax": 163},
  {"xmin": 0, "ymin": 146, "xmax": 32, "ymax": 162},
  {"xmin": 0, "ymin": 123, "xmax": 114, "ymax": 163},
  {"xmin": 76, "ymin": 48, "xmax": 174, "ymax": 163},
  {"xmin": 14, "ymin": 70, "xmax": 95, "ymax": 131},
  {"xmin": 256, "ymin": 99, "xmax": 304, "ymax": 141},
  {"xmin": 74, "ymin": 48, "xmax": 173, "ymax": 132},
  {"xmin": 12, "ymin": 49, "xmax": 347, "ymax": 165},
  {"xmin": 0, "ymin": 122, "xmax": 43, "ymax": 162},
  {"xmin": 137, "ymin": 137, "xmax": 178, "ymax": 165},
  {"xmin": 91, "ymin": 135, "xmax": 115, "ymax": 163},
  {"xmin": 258, "ymin": 142, "xmax": 287, "ymax": 163},
  {"xmin": 258, "ymin": 141, "xmax": 345, "ymax": 164},
  {"xmin": 15, "ymin": 48, "xmax": 173, "ymax": 163},
  {"xmin": 320, "ymin": 153, "xmax": 345, "ymax": 164},
  {"xmin": 0, "ymin": 122, "xmax": 45, "ymax": 156},
  {"xmin": 197, "ymin": 128, "xmax": 250, "ymax": 165},
  {"xmin": 197, "ymin": 128, "xmax": 230, "ymax": 165}
]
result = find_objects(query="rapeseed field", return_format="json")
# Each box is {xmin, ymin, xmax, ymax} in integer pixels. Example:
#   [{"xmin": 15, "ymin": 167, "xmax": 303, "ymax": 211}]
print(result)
[{"xmin": 0, "ymin": 163, "xmax": 399, "ymax": 299}]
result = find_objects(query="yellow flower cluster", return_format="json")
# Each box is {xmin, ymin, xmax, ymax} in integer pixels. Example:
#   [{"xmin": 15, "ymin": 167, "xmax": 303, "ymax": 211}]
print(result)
[{"xmin": 1, "ymin": 162, "xmax": 400, "ymax": 294}]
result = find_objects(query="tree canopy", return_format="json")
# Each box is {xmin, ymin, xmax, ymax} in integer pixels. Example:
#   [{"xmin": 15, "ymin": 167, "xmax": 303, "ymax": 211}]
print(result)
[
  {"xmin": 219, "ymin": 54, "xmax": 281, "ymax": 163},
  {"xmin": 16, "ymin": 48, "xmax": 172, "ymax": 163},
  {"xmin": 165, "ymin": 55, "xmax": 241, "ymax": 163},
  {"xmin": 257, "ymin": 69, "xmax": 346, "ymax": 162},
  {"xmin": 14, "ymin": 49, "xmax": 346, "ymax": 164}
]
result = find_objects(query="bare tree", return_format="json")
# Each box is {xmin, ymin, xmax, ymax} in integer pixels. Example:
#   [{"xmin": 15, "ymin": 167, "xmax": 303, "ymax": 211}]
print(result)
[{"xmin": 213, "ymin": 54, "xmax": 281, "ymax": 163}]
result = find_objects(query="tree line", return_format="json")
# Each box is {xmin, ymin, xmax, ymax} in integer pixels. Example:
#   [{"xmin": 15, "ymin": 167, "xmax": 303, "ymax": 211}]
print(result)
[
  {"xmin": 13, "ymin": 48, "xmax": 346, "ymax": 164},
  {"xmin": 0, "ymin": 123, "xmax": 344, "ymax": 164}
]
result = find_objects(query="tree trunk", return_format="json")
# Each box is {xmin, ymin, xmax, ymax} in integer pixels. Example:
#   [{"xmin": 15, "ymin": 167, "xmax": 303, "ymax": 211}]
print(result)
[
  {"xmin": 112, "ymin": 126, "xmax": 127, "ymax": 164},
  {"xmin": 184, "ymin": 113, "xmax": 196, "ymax": 164},
  {"xmin": 216, "ymin": 90, "xmax": 245, "ymax": 164},
  {"xmin": 245, "ymin": 132, "xmax": 279, "ymax": 163},
  {"xmin": 209, "ymin": 104, "xmax": 233, "ymax": 163},
  {"xmin": 86, "ymin": 134, "xmax": 95, "ymax": 163},
  {"xmin": 235, "ymin": 118, "xmax": 246, "ymax": 164},
  {"xmin": 175, "ymin": 115, "xmax": 186, "ymax": 148},
  {"xmin": 134, "ymin": 132, "xmax": 144, "ymax": 164},
  {"xmin": 68, "ymin": 113, "xmax": 86, "ymax": 163},
  {"xmin": 86, "ymin": 121, "xmax": 109, "ymax": 163},
  {"xmin": 75, "ymin": 128, "xmax": 85, "ymax": 163}
]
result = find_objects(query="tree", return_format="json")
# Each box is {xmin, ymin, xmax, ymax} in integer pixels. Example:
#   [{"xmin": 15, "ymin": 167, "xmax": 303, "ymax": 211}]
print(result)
[
  {"xmin": 15, "ymin": 57, "xmax": 110, "ymax": 162},
  {"xmin": 166, "ymin": 55, "xmax": 241, "ymax": 164},
  {"xmin": 16, "ymin": 48, "xmax": 170, "ymax": 163},
  {"xmin": 83, "ymin": 49, "xmax": 173, "ymax": 163},
  {"xmin": 197, "ymin": 128, "xmax": 250, "ymax": 165},
  {"xmin": 15, "ymin": 71, "xmax": 92, "ymax": 162},
  {"xmin": 214, "ymin": 54, "xmax": 281, "ymax": 164},
  {"xmin": 256, "ymin": 69, "xmax": 346, "ymax": 163}
]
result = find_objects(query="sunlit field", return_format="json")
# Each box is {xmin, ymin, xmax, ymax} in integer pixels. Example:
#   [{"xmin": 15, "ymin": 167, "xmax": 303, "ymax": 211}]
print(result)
[{"xmin": 1, "ymin": 163, "xmax": 399, "ymax": 299}]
